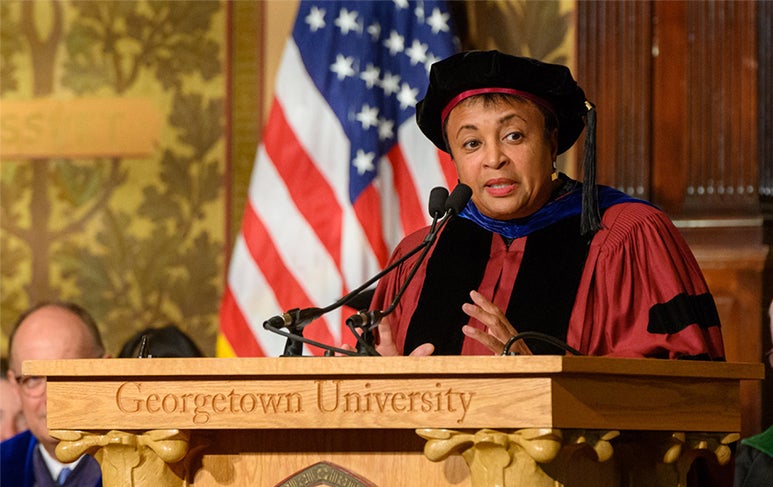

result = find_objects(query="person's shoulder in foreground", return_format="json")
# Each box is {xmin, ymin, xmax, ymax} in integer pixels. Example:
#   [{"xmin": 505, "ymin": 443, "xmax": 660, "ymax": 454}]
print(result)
[
  {"xmin": 735, "ymin": 426, "xmax": 773, "ymax": 487},
  {"xmin": 734, "ymin": 299, "xmax": 773, "ymax": 487}
]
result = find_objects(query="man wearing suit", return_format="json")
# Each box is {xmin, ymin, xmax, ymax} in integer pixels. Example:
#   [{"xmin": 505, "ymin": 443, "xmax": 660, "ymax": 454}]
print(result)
[{"xmin": 1, "ymin": 301, "xmax": 106, "ymax": 487}]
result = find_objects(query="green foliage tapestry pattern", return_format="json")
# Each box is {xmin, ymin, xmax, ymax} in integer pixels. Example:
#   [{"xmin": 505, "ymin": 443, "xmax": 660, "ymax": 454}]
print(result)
[{"xmin": 0, "ymin": 0, "xmax": 226, "ymax": 356}]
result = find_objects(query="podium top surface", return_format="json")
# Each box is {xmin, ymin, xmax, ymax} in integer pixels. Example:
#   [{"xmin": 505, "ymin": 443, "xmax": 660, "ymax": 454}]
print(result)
[
  {"xmin": 24, "ymin": 355, "xmax": 764, "ymax": 380},
  {"xmin": 27, "ymin": 356, "xmax": 764, "ymax": 432}
]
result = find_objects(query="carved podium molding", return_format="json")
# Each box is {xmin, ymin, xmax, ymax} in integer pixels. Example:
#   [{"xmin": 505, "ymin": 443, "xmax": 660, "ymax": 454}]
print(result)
[
  {"xmin": 51, "ymin": 429, "xmax": 198, "ymax": 486},
  {"xmin": 27, "ymin": 355, "xmax": 762, "ymax": 486},
  {"xmin": 48, "ymin": 427, "xmax": 740, "ymax": 487},
  {"xmin": 417, "ymin": 428, "xmax": 738, "ymax": 487}
]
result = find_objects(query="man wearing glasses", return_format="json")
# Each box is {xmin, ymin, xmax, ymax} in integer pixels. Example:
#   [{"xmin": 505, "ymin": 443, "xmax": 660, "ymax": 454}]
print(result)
[{"xmin": 1, "ymin": 302, "xmax": 106, "ymax": 487}]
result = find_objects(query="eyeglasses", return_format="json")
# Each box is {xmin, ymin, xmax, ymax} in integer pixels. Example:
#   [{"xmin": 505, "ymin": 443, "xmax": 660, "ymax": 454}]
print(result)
[{"xmin": 12, "ymin": 373, "xmax": 46, "ymax": 397}]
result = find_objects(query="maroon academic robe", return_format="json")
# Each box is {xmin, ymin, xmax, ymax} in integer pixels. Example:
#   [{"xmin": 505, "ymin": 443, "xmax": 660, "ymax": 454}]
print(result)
[{"xmin": 370, "ymin": 201, "xmax": 725, "ymax": 359}]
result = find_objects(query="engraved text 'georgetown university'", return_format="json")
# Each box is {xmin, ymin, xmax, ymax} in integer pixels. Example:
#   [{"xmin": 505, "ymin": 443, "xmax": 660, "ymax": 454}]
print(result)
[{"xmin": 115, "ymin": 380, "xmax": 475, "ymax": 425}]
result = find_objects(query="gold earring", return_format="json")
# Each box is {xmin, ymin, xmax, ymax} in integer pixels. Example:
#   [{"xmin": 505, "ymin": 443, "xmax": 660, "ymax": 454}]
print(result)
[{"xmin": 551, "ymin": 161, "xmax": 558, "ymax": 181}]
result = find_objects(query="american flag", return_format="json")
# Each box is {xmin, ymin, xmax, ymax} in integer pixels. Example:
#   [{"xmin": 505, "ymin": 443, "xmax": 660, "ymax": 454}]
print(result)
[{"xmin": 218, "ymin": 0, "xmax": 458, "ymax": 357}]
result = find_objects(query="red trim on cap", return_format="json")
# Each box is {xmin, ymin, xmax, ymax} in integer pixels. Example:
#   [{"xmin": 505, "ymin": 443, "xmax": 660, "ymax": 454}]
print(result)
[{"xmin": 440, "ymin": 87, "xmax": 557, "ymax": 124}]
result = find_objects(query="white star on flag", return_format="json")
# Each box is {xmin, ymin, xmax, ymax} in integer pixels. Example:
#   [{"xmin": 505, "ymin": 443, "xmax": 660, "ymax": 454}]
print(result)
[
  {"xmin": 335, "ymin": 8, "xmax": 361, "ymax": 35},
  {"xmin": 330, "ymin": 54, "xmax": 356, "ymax": 80},
  {"xmin": 383, "ymin": 30, "xmax": 405, "ymax": 55},
  {"xmin": 352, "ymin": 149, "xmax": 376, "ymax": 175},
  {"xmin": 356, "ymin": 104, "xmax": 380, "ymax": 130},
  {"xmin": 305, "ymin": 6, "xmax": 326, "ymax": 32},
  {"xmin": 405, "ymin": 39, "xmax": 429, "ymax": 65},
  {"xmin": 426, "ymin": 7, "xmax": 451, "ymax": 33}
]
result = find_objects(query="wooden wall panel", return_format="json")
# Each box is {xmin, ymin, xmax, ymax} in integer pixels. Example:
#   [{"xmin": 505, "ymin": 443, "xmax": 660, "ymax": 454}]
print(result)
[
  {"xmin": 579, "ymin": 1, "xmax": 758, "ymax": 217},
  {"xmin": 676, "ymin": 1, "xmax": 758, "ymax": 216},
  {"xmin": 758, "ymin": 4, "xmax": 773, "ymax": 433},
  {"xmin": 577, "ymin": 0, "xmax": 768, "ymax": 437},
  {"xmin": 692, "ymin": 242, "xmax": 768, "ymax": 438},
  {"xmin": 761, "ymin": 2, "xmax": 773, "ymax": 206},
  {"xmin": 577, "ymin": 1, "xmax": 652, "ymax": 199}
]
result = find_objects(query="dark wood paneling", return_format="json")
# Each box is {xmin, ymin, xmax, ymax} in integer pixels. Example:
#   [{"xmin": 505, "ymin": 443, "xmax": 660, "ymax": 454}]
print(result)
[
  {"xmin": 577, "ymin": 0, "xmax": 652, "ymax": 199},
  {"xmin": 761, "ymin": 2, "xmax": 773, "ymax": 207},
  {"xmin": 691, "ymin": 240, "xmax": 768, "ymax": 438},
  {"xmin": 579, "ymin": 1, "xmax": 758, "ymax": 217},
  {"xmin": 577, "ymin": 0, "xmax": 768, "ymax": 437},
  {"xmin": 759, "ymin": 3, "xmax": 773, "ymax": 432},
  {"xmin": 651, "ymin": 0, "xmax": 688, "ymax": 212},
  {"xmin": 678, "ymin": 1, "xmax": 758, "ymax": 216}
]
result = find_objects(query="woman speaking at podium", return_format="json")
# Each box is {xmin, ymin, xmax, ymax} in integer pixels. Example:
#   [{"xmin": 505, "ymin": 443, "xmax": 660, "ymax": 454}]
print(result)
[{"xmin": 369, "ymin": 50, "xmax": 724, "ymax": 361}]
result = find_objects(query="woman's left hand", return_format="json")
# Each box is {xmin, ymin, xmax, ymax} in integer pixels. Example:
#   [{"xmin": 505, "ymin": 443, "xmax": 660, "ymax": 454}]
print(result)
[
  {"xmin": 461, "ymin": 290, "xmax": 532, "ymax": 355},
  {"xmin": 376, "ymin": 316, "xmax": 435, "ymax": 357}
]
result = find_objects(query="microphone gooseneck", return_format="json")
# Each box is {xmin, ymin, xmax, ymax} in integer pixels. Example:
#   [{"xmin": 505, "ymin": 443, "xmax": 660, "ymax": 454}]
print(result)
[
  {"xmin": 346, "ymin": 184, "xmax": 472, "ymax": 354},
  {"xmin": 263, "ymin": 186, "xmax": 459, "ymax": 356},
  {"xmin": 383, "ymin": 184, "xmax": 470, "ymax": 317}
]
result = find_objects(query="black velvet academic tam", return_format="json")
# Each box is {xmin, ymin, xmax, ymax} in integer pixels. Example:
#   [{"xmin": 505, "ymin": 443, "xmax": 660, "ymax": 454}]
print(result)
[{"xmin": 415, "ymin": 50, "xmax": 589, "ymax": 155}]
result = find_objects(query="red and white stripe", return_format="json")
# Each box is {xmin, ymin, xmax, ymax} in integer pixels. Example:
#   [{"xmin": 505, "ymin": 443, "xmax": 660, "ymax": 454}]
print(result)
[{"xmin": 219, "ymin": 39, "xmax": 454, "ymax": 357}]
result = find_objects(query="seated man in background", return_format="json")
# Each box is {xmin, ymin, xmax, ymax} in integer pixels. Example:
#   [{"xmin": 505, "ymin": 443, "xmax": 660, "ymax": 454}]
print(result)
[{"xmin": 1, "ymin": 301, "xmax": 107, "ymax": 487}]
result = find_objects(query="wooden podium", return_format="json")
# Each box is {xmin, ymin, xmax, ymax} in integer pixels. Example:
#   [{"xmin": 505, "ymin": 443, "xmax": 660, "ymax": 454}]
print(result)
[{"xmin": 25, "ymin": 356, "xmax": 763, "ymax": 487}]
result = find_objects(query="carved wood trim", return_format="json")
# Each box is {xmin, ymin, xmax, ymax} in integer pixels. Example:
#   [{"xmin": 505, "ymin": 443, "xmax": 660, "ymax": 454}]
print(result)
[{"xmin": 417, "ymin": 428, "xmax": 738, "ymax": 487}]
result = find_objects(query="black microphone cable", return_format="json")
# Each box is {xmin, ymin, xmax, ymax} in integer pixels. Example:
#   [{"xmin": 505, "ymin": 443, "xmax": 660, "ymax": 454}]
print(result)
[
  {"xmin": 264, "ymin": 325, "xmax": 360, "ymax": 356},
  {"xmin": 501, "ymin": 331, "xmax": 584, "ymax": 356}
]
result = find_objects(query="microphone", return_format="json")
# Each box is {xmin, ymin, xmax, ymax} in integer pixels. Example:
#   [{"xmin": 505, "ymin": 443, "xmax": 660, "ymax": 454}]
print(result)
[
  {"xmin": 262, "ymin": 186, "xmax": 457, "ymax": 356},
  {"xmin": 346, "ymin": 183, "xmax": 473, "ymax": 354},
  {"xmin": 263, "ymin": 307, "xmax": 323, "ymax": 333},
  {"xmin": 447, "ymin": 184, "xmax": 473, "ymax": 214},
  {"xmin": 264, "ymin": 307, "xmax": 325, "ymax": 357},
  {"xmin": 427, "ymin": 186, "xmax": 449, "ymax": 234}
]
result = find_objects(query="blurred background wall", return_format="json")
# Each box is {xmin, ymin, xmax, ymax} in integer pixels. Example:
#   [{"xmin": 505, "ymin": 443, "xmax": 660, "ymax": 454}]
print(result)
[
  {"xmin": 1, "ymin": 1, "xmax": 227, "ymax": 356},
  {"xmin": 1, "ymin": 0, "xmax": 771, "ymax": 436}
]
